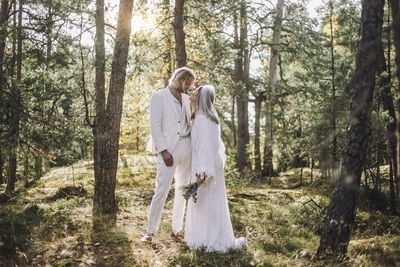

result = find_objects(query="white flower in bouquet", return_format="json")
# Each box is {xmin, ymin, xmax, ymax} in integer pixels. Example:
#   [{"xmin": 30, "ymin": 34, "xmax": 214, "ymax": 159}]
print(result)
[{"xmin": 203, "ymin": 175, "xmax": 214, "ymax": 186}]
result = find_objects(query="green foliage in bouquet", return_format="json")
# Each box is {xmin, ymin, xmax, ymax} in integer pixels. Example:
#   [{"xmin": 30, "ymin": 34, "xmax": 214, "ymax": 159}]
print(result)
[{"xmin": 181, "ymin": 183, "xmax": 199, "ymax": 203}]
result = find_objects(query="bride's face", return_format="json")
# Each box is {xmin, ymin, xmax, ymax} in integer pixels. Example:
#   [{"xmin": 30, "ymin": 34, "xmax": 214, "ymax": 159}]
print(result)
[{"xmin": 190, "ymin": 88, "xmax": 200, "ymax": 107}]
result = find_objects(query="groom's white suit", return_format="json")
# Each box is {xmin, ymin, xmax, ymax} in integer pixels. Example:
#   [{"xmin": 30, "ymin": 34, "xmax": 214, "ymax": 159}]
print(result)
[{"xmin": 146, "ymin": 87, "xmax": 192, "ymax": 235}]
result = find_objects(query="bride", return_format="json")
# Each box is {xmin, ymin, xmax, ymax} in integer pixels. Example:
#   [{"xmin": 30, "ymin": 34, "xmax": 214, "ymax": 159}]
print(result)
[{"xmin": 184, "ymin": 85, "xmax": 247, "ymax": 252}]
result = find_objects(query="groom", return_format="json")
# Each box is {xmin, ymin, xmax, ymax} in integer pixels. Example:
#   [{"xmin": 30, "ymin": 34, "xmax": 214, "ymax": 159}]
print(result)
[{"xmin": 141, "ymin": 67, "xmax": 195, "ymax": 242}]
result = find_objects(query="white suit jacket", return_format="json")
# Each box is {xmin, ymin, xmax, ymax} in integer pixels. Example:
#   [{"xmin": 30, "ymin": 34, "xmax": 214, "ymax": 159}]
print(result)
[{"xmin": 146, "ymin": 87, "xmax": 191, "ymax": 154}]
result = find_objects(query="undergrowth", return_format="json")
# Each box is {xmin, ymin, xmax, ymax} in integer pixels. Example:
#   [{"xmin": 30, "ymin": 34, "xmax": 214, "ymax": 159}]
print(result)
[{"xmin": 0, "ymin": 156, "xmax": 399, "ymax": 266}]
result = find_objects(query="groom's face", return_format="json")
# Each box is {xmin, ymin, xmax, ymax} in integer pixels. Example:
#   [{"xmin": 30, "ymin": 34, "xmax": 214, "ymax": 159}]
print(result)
[{"xmin": 180, "ymin": 77, "xmax": 194, "ymax": 94}]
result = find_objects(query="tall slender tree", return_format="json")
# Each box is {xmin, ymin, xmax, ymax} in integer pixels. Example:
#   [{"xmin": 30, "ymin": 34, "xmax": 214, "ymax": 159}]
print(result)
[
  {"xmin": 0, "ymin": 0, "xmax": 8, "ymax": 74},
  {"xmin": 162, "ymin": 0, "xmax": 173, "ymax": 83},
  {"xmin": 236, "ymin": 1, "xmax": 250, "ymax": 172},
  {"xmin": 93, "ymin": 0, "xmax": 134, "ymax": 215},
  {"xmin": 263, "ymin": 0, "xmax": 284, "ymax": 177},
  {"xmin": 389, "ymin": 0, "xmax": 400, "ymax": 201},
  {"xmin": 174, "ymin": 0, "xmax": 186, "ymax": 67},
  {"xmin": 0, "ymin": 1, "xmax": 10, "ymax": 174},
  {"xmin": 92, "ymin": 0, "xmax": 106, "ymax": 213},
  {"xmin": 317, "ymin": 0, "xmax": 384, "ymax": 258},
  {"xmin": 328, "ymin": 0, "xmax": 338, "ymax": 168},
  {"xmin": 254, "ymin": 93, "xmax": 264, "ymax": 171},
  {"xmin": 6, "ymin": 0, "xmax": 22, "ymax": 192},
  {"xmin": 0, "ymin": 150, "xmax": 3, "ymax": 184},
  {"xmin": 377, "ymin": 1, "xmax": 397, "ymax": 213}
]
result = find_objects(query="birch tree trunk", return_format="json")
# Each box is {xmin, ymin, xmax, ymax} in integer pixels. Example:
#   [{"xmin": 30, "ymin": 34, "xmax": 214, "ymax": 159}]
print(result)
[{"xmin": 317, "ymin": 0, "xmax": 384, "ymax": 258}]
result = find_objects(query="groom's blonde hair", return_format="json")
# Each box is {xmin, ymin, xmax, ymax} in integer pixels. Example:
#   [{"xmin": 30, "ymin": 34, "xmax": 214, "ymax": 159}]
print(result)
[{"xmin": 168, "ymin": 67, "xmax": 195, "ymax": 90}]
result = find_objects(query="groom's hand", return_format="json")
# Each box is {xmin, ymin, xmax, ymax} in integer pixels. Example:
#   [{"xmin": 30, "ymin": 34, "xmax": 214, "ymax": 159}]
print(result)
[{"xmin": 161, "ymin": 150, "xmax": 173, "ymax": 167}]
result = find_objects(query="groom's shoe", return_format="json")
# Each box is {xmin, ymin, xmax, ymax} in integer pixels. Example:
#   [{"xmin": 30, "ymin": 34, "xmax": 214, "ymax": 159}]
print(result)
[
  {"xmin": 140, "ymin": 233, "xmax": 153, "ymax": 243},
  {"xmin": 171, "ymin": 231, "xmax": 184, "ymax": 243}
]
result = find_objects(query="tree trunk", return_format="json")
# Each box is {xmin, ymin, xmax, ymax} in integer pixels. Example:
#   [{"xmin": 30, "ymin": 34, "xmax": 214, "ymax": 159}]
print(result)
[
  {"xmin": 0, "ymin": 0, "xmax": 7, "ymax": 187},
  {"xmin": 6, "ymin": 0, "xmax": 22, "ymax": 192},
  {"xmin": 329, "ymin": 0, "xmax": 338, "ymax": 168},
  {"xmin": 364, "ymin": 165, "xmax": 369, "ymax": 188},
  {"xmin": 316, "ymin": 0, "xmax": 384, "ymax": 259},
  {"xmin": 379, "ymin": 2, "xmax": 398, "ymax": 206},
  {"xmin": 93, "ymin": 0, "xmax": 133, "ymax": 215},
  {"xmin": 263, "ymin": 0, "xmax": 284, "ymax": 177},
  {"xmin": 0, "ymin": 0, "xmax": 9, "ymax": 74},
  {"xmin": 162, "ymin": 0, "xmax": 172, "ymax": 84},
  {"xmin": 93, "ymin": 0, "xmax": 106, "ymax": 211},
  {"xmin": 390, "ymin": 159, "xmax": 396, "ymax": 214},
  {"xmin": 23, "ymin": 148, "xmax": 29, "ymax": 180},
  {"xmin": 174, "ymin": 0, "xmax": 186, "ymax": 68},
  {"xmin": 231, "ymin": 96, "xmax": 237, "ymax": 147},
  {"xmin": 34, "ymin": 155, "xmax": 42, "ymax": 180},
  {"xmin": 0, "ymin": 149, "xmax": 3, "ymax": 184},
  {"xmin": 254, "ymin": 95, "xmax": 262, "ymax": 171},
  {"xmin": 389, "ymin": 0, "xmax": 400, "ymax": 202},
  {"xmin": 236, "ymin": 1, "xmax": 249, "ymax": 172},
  {"xmin": 43, "ymin": 4, "xmax": 53, "ymax": 173}
]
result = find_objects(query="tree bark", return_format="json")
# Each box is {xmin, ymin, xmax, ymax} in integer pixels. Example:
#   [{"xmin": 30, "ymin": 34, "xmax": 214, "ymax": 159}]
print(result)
[
  {"xmin": 389, "ymin": 0, "xmax": 400, "ymax": 202},
  {"xmin": 379, "ymin": 2, "xmax": 397, "ymax": 209},
  {"xmin": 329, "ymin": 0, "xmax": 338, "ymax": 168},
  {"xmin": 6, "ymin": 0, "xmax": 22, "ymax": 192},
  {"xmin": 254, "ymin": 95, "xmax": 263, "ymax": 171},
  {"xmin": 231, "ymin": 96, "xmax": 237, "ymax": 147},
  {"xmin": 93, "ymin": 0, "xmax": 133, "ymax": 215},
  {"xmin": 34, "ymin": 154, "xmax": 42, "ymax": 180},
  {"xmin": 263, "ymin": 0, "xmax": 284, "ymax": 177},
  {"xmin": 316, "ymin": 0, "xmax": 384, "ymax": 259},
  {"xmin": 174, "ymin": 0, "xmax": 186, "ymax": 68},
  {"xmin": 236, "ymin": 1, "xmax": 250, "ymax": 172},
  {"xmin": 0, "ymin": 149, "xmax": 3, "ymax": 184},
  {"xmin": 390, "ymin": 159, "xmax": 396, "ymax": 213},
  {"xmin": 0, "ymin": 0, "xmax": 9, "ymax": 74},
  {"xmin": 162, "ymin": 0, "xmax": 172, "ymax": 84},
  {"xmin": 93, "ymin": 0, "xmax": 106, "ymax": 211}
]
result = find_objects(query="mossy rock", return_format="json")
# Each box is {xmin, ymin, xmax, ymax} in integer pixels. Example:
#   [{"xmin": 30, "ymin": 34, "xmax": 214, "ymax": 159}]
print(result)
[{"xmin": 46, "ymin": 186, "xmax": 87, "ymax": 202}]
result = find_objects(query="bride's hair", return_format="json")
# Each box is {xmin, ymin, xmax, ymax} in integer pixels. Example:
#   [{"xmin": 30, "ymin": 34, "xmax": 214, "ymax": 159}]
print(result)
[
  {"xmin": 195, "ymin": 85, "xmax": 219, "ymax": 124},
  {"xmin": 168, "ymin": 67, "xmax": 195, "ymax": 90}
]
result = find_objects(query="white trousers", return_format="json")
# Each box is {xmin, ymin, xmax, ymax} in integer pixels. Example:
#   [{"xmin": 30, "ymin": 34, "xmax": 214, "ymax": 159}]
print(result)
[{"xmin": 147, "ymin": 138, "xmax": 191, "ymax": 234}]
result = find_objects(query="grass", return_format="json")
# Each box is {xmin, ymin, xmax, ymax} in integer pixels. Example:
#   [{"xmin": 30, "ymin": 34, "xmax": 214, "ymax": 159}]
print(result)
[{"xmin": 0, "ymin": 155, "xmax": 399, "ymax": 266}]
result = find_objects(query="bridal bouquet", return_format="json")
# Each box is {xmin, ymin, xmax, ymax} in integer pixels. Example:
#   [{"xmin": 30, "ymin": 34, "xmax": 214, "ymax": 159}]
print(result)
[{"xmin": 181, "ymin": 173, "xmax": 214, "ymax": 203}]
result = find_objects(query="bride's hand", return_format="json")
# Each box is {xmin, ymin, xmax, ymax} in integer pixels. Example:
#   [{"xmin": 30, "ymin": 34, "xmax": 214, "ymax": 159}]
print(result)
[{"xmin": 196, "ymin": 172, "xmax": 206, "ymax": 186}]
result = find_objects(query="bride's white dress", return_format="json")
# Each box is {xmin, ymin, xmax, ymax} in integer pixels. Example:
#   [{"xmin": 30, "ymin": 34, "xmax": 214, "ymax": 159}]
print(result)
[{"xmin": 184, "ymin": 114, "xmax": 247, "ymax": 252}]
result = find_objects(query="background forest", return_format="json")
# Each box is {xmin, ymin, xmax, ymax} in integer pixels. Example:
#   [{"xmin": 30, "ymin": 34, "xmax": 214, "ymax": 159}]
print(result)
[{"xmin": 1, "ymin": 0, "xmax": 400, "ymax": 266}]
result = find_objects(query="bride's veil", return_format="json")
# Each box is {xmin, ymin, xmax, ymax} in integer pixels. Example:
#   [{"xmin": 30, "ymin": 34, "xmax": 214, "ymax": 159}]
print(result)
[{"xmin": 196, "ymin": 85, "xmax": 219, "ymax": 124}]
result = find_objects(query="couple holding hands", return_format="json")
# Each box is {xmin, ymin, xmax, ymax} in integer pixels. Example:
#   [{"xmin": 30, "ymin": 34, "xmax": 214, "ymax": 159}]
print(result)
[{"xmin": 142, "ymin": 67, "xmax": 246, "ymax": 252}]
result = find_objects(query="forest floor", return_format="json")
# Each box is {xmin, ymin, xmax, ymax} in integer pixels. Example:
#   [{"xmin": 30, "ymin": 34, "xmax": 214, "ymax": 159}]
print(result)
[{"xmin": 1, "ymin": 154, "xmax": 400, "ymax": 266}]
